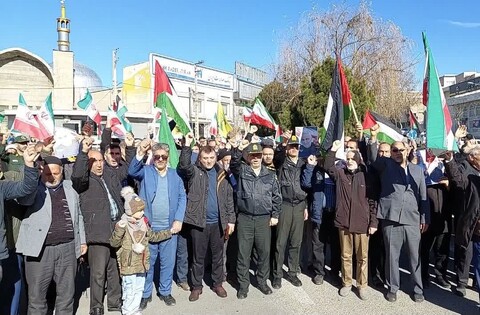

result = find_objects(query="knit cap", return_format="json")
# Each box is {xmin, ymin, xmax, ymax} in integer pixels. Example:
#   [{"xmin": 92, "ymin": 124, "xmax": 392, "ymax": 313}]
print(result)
[{"xmin": 121, "ymin": 186, "xmax": 145, "ymax": 216}]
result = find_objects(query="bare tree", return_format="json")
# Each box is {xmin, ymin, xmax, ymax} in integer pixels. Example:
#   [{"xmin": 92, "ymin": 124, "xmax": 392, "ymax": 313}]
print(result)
[{"xmin": 273, "ymin": 1, "xmax": 419, "ymax": 122}]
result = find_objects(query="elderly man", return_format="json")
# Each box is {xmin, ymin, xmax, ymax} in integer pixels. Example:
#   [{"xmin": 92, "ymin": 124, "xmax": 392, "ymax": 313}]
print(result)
[
  {"xmin": 16, "ymin": 156, "xmax": 86, "ymax": 314},
  {"xmin": 179, "ymin": 133, "xmax": 235, "ymax": 302},
  {"xmin": 0, "ymin": 145, "xmax": 39, "ymax": 289},
  {"xmin": 128, "ymin": 140, "xmax": 186, "ymax": 308},
  {"xmin": 72, "ymin": 138, "xmax": 124, "ymax": 315},
  {"xmin": 369, "ymin": 128, "xmax": 430, "ymax": 303}
]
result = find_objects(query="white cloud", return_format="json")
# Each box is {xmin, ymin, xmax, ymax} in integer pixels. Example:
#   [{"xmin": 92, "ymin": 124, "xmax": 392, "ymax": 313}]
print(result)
[{"xmin": 447, "ymin": 20, "xmax": 480, "ymax": 28}]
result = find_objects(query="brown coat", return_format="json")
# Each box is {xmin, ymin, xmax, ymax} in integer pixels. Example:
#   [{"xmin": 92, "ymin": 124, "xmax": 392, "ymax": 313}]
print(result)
[
  {"xmin": 110, "ymin": 219, "xmax": 171, "ymax": 276},
  {"xmin": 325, "ymin": 151, "xmax": 378, "ymax": 234}
]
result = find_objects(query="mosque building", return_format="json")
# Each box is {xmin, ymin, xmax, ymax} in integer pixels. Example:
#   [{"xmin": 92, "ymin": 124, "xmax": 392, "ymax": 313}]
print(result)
[{"xmin": 0, "ymin": 1, "xmax": 267, "ymax": 138}]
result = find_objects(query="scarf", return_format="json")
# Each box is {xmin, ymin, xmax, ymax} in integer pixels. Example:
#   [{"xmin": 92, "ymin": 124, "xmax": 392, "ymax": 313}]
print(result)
[{"xmin": 119, "ymin": 213, "xmax": 148, "ymax": 254}]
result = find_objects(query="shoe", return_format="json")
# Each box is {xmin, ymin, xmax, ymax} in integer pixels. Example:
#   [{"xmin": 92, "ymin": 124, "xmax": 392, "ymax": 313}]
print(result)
[
  {"xmin": 456, "ymin": 284, "xmax": 466, "ymax": 297},
  {"xmin": 237, "ymin": 289, "xmax": 248, "ymax": 299},
  {"xmin": 358, "ymin": 288, "xmax": 368, "ymax": 300},
  {"xmin": 177, "ymin": 282, "xmax": 190, "ymax": 291},
  {"xmin": 107, "ymin": 306, "xmax": 122, "ymax": 312},
  {"xmin": 258, "ymin": 284, "xmax": 273, "ymax": 295},
  {"xmin": 386, "ymin": 292, "xmax": 397, "ymax": 302},
  {"xmin": 139, "ymin": 296, "xmax": 151, "ymax": 310},
  {"xmin": 287, "ymin": 274, "xmax": 302, "ymax": 287},
  {"xmin": 272, "ymin": 278, "xmax": 282, "ymax": 289},
  {"xmin": 312, "ymin": 275, "xmax": 324, "ymax": 285},
  {"xmin": 339, "ymin": 286, "xmax": 352, "ymax": 297},
  {"xmin": 89, "ymin": 308, "xmax": 104, "ymax": 315},
  {"xmin": 212, "ymin": 285, "xmax": 228, "ymax": 298},
  {"xmin": 436, "ymin": 276, "xmax": 451, "ymax": 289},
  {"xmin": 189, "ymin": 288, "xmax": 202, "ymax": 302},
  {"xmin": 413, "ymin": 293, "xmax": 425, "ymax": 303},
  {"xmin": 158, "ymin": 294, "xmax": 176, "ymax": 306}
]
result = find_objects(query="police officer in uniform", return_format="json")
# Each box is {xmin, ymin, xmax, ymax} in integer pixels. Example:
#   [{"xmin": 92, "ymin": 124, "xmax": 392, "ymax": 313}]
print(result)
[{"xmin": 230, "ymin": 143, "xmax": 282, "ymax": 299}]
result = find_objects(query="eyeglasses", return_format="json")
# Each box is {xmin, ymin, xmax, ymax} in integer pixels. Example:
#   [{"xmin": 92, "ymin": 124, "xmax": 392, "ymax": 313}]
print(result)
[
  {"xmin": 153, "ymin": 154, "xmax": 169, "ymax": 161},
  {"xmin": 391, "ymin": 148, "xmax": 406, "ymax": 153}
]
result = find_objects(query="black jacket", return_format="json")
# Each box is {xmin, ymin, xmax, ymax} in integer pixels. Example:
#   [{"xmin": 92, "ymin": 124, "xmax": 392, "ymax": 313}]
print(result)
[
  {"xmin": 445, "ymin": 159, "xmax": 480, "ymax": 249},
  {"xmin": 71, "ymin": 151, "xmax": 124, "ymax": 244},
  {"xmin": 0, "ymin": 166, "xmax": 38, "ymax": 260},
  {"xmin": 101, "ymin": 127, "xmax": 136, "ymax": 187},
  {"xmin": 274, "ymin": 146, "xmax": 307, "ymax": 205},
  {"xmin": 230, "ymin": 148, "xmax": 282, "ymax": 218},
  {"xmin": 178, "ymin": 147, "xmax": 235, "ymax": 229}
]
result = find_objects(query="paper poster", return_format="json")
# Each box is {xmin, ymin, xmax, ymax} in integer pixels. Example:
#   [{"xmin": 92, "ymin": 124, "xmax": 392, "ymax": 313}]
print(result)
[{"xmin": 295, "ymin": 126, "xmax": 319, "ymax": 158}]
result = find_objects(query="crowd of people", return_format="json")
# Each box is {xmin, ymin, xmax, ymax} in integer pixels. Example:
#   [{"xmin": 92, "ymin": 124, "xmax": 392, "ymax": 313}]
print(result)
[{"xmin": 0, "ymin": 120, "xmax": 479, "ymax": 315}]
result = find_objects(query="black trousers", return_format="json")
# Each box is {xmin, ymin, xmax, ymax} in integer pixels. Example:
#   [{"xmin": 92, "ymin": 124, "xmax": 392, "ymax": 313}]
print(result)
[
  {"xmin": 24, "ymin": 241, "xmax": 76, "ymax": 315},
  {"xmin": 88, "ymin": 244, "xmax": 122, "ymax": 311},
  {"xmin": 369, "ymin": 220, "xmax": 385, "ymax": 282},
  {"xmin": 236, "ymin": 213, "xmax": 271, "ymax": 291},
  {"xmin": 421, "ymin": 223, "xmax": 451, "ymax": 281},
  {"xmin": 312, "ymin": 211, "xmax": 341, "ymax": 277},
  {"xmin": 190, "ymin": 223, "xmax": 224, "ymax": 289},
  {"xmin": 455, "ymin": 241, "xmax": 473, "ymax": 286}
]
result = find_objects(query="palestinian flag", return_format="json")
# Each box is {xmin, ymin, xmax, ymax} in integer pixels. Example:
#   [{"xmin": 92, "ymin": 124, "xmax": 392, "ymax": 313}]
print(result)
[
  {"xmin": 409, "ymin": 109, "xmax": 424, "ymax": 133},
  {"xmin": 422, "ymin": 32, "xmax": 457, "ymax": 151},
  {"xmin": 321, "ymin": 57, "xmax": 350, "ymax": 154},
  {"xmin": 77, "ymin": 89, "xmax": 102, "ymax": 125},
  {"xmin": 154, "ymin": 61, "xmax": 191, "ymax": 135},
  {"xmin": 158, "ymin": 105, "xmax": 179, "ymax": 168},
  {"xmin": 362, "ymin": 111, "xmax": 404, "ymax": 144}
]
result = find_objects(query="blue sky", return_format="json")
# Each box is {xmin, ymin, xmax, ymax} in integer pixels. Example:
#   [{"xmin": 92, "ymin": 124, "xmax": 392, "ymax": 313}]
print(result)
[{"xmin": 1, "ymin": 0, "xmax": 479, "ymax": 89}]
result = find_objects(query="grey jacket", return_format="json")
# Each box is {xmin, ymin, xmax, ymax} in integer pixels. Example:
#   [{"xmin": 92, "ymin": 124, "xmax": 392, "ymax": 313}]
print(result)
[
  {"xmin": 16, "ymin": 180, "xmax": 86, "ymax": 258},
  {"xmin": 371, "ymin": 156, "xmax": 430, "ymax": 225}
]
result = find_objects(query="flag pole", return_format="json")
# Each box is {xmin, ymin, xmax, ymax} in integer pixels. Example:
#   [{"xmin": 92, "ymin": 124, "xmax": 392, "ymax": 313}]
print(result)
[{"xmin": 349, "ymin": 100, "xmax": 360, "ymax": 125}]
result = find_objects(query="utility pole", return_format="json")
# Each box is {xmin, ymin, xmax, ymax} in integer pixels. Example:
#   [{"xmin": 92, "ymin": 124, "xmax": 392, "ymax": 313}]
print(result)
[
  {"xmin": 193, "ymin": 60, "xmax": 204, "ymax": 137},
  {"xmin": 112, "ymin": 48, "xmax": 119, "ymax": 99}
]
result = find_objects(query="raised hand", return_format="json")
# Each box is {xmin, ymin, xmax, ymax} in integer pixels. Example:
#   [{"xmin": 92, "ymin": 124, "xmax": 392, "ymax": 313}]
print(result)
[
  {"xmin": 249, "ymin": 125, "xmax": 258, "ymax": 134},
  {"xmin": 331, "ymin": 140, "xmax": 342, "ymax": 152},
  {"xmin": 184, "ymin": 132, "xmax": 195, "ymax": 147},
  {"xmin": 137, "ymin": 138, "xmax": 151, "ymax": 156},
  {"xmin": 23, "ymin": 144, "xmax": 40, "ymax": 167},
  {"xmin": 81, "ymin": 137, "xmax": 93, "ymax": 153},
  {"xmin": 455, "ymin": 125, "xmax": 467, "ymax": 139},
  {"xmin": 125, "ymin": 133, "xmax": 134, "ymax": 147},
  {"xmin": 307, "ymin": 155, "xmax": 317, "ymax": 166}
]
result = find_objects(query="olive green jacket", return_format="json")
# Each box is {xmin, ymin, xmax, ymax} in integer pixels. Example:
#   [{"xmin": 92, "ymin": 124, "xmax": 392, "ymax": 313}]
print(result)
[{"xmin": 110, "ymin": 221, "xmax": 171, "ymax": 276}]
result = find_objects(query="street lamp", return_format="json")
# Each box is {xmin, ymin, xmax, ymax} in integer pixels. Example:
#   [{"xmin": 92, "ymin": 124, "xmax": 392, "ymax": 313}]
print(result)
[{"xmin": 193, "ymin": 60, "xmax": 204, "ymax": 137}]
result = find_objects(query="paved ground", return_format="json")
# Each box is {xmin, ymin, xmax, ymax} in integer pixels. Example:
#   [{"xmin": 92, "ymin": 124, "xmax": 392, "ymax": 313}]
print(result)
[{"xmin": 76, "ymin": 269, "xmax": 479, "ymax": 315}]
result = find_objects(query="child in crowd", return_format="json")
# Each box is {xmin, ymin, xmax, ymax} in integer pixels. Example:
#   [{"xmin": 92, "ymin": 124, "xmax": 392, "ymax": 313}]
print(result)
[{"xmin": 110, "ymin": 186, "xmax": 172, "ymax": 315}]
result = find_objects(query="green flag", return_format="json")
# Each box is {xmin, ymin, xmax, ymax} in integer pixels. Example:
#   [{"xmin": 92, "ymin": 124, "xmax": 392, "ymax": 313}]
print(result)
[{"xmin": 158, "ymin": 106, "xmax": 179, "ymax": 168}]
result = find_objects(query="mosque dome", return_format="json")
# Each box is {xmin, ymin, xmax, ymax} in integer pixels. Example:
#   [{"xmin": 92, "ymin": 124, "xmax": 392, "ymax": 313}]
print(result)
[{"xmin": 73, "ymin": 62, "xmax": 103, "ymax": 91}]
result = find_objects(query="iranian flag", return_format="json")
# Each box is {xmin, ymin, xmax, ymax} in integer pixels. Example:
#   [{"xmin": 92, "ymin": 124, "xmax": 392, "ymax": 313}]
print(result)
[
  {"xmin": 35, "ymin": 92, "xmax": 55, "ymax": 138},
  {"xmin": 114, "ymin": 95, "xmax": 132, "ymax": 133},
  {"xmin": 209, "ymin": 112, "xmax": 218, "ymax": 136},
  {"xmin": 13, "ymin": 94, "xmax": 47, "ymax": 140},
  {"xmin": 409, "ymin": 109, "xmax": 424, "ymax": 133},
  {"xmin": 154, "ymin": 61, "xmax": 191, "ymax": 135},
  {"xmin": 242, "ymin": 105, "xmax": 252, "ymax": 122},
  {"xmin": 250, "ymin": 98, "xmax": 281, "ymax": 138},
  {"xmin": 362, "ymin": 111, "xmax": 404, "ymax": 144},
  {"xmin": 422, "ymin": 32, "xmax": 457, "ymax": 151},
  {"xmin": 77, "ymin": 89, "xmax": 102, "ymax": 125}
]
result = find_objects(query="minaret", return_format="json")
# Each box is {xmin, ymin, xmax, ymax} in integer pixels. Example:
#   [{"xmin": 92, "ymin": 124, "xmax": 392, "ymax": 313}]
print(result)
[
  {"xmin": 57, "ymin": 0, "xmax": 70, "ymax": 51},
  {"xmin": 53, "ymin": 0, "xmax": 74, "ymax": 110}
]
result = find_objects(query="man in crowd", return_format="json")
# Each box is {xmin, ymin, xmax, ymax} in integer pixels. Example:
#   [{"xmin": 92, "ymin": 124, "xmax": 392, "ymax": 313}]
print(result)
[
  {"xmin": 179, "ymin": 133, "xmax": 235, "ymax": 302},
  {"xmin": 0, "ymin": 144, "xmax": 39, "ymax": 293},
  {"xmin": 16, "ymin": 155, "xmax": 86, "ymax": 314},
  {"xmin": 273, "ymin": 132, "xmax": 308, "ymax": 288},
  {"xmin": 261, "ymin": 139, "xmax": 276, "ymax": 171},
  {"xmin": 128, "ymin": 140, "xmax": 186, "ymax": 308},
  {"xmin": 230, "ymin": 142, "xmax": 282, "ymax": 299},
  {"xmin": 444, "ymin": 148, "xmax": 480, "ymax": 303},
  {"xmin": 325, "ymin": 140, "xmax": 377, "ymax": 300},
  {"xmin": 1, "ymin": 135, "xmax": 29, "ymax": 172},
  {"xmin": 72, "ymin": 138, "xmax": 124, "ymax": 315},
  {"xmin": 369, "ymin": 126, "xmax": 430, "ymax": 303}
]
